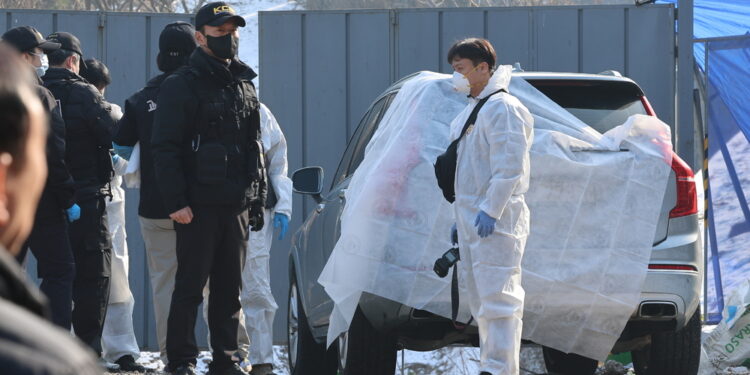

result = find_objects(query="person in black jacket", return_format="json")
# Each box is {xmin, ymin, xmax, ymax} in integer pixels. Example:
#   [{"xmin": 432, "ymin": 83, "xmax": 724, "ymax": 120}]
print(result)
[
  {"xmin": 0, "ymin": 44, "xmax": 102, "ymax": 375},
  {"xmin": 114, "ymin": 21, "xmax": 196, "ymax": 368},
  {"xmin": 41, "ymin": 31, "xmax": 116, "ymax": 360},
  {"xmin": 151, "ymin": 3, "xmax": 266, "ymax": 374},
  {"xmin": 1, "ymin": 26, "xmax": 78, "ymax": 330}
]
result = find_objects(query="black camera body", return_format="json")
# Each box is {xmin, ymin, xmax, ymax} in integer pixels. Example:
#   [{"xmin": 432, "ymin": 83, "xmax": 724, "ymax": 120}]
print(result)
[{"xmin": 434, "ymin": 247, "xmax": 461, "ymax": 278}]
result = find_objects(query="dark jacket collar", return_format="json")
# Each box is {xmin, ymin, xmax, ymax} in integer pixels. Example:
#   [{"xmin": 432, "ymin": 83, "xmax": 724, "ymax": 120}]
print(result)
[
  {"xmin": 42, "ymin": 67, "xmax": 84, "ymax": 82},
  {"xmin": 0, "ymin": 246, "xmax": 49, "ymax": 318},
  {"xmin": 146, "ymin": 72, "xmax": 170, "ymax": 88},
  {"xmin": 189, "ymin": 47, "xmax": 257, "ymax": 84}
]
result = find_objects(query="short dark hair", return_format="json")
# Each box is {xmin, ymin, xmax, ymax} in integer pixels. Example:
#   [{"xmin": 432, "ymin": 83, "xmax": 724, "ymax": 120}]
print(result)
[
  {"xmin": 79, "ymin": 58, "xmax": 111, "ymax": 89},
  {"xmin": 447, "ymin": 38, "xmax": 497, "ymax": 71},
  {"xmin": 0, "ymin": 45, "xmax": 33, "ymax": 168},
  {"xmin": 48, "ymin": 48, "xmax": 76, "ymax": 67}
]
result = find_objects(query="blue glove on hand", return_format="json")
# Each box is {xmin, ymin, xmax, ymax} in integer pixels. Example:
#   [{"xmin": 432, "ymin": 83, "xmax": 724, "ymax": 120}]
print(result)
[
  {"xmin": 67, "ymin": 204, "xmax": 81, "ymax": 222},
  {"xmin": 112, "ymin": 143, "xmax": 134, "ymax": 161},
  {"xmin": 474, "ymin": 210, "xmax": 496, "ymax": 238},
  {"xmin": 450, "ymin": 223, "xmax": 458, "ymax": 245},
  {"xmin": 274, "ymin": 213, "xmax": 289, "ymax": 240},
  {"xmin": 112, "ymin": 154, "xmax": 120, "ymax": 164}
]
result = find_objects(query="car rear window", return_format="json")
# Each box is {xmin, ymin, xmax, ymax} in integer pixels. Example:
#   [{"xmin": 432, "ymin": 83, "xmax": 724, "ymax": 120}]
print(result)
[{"xmin": 527, "ymin": 79, "xmax": 648, "ymax": 134}]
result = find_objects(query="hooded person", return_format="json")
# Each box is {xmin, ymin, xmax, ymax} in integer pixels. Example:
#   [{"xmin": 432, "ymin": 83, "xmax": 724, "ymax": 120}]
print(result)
[
  {"xmin": 113, "ymin": 21, "xmax": 197, "ymax": 368},
  {"xmin": 446, "ymin": 38, "xmax": 534, "ymax": 375}
]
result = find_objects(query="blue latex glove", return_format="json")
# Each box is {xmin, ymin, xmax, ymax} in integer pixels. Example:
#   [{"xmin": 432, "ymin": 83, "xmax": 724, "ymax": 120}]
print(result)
[
  {"xmin": 112, "ymin": 142, "xmax": 134, "ymax": 161},
  {"xmin": 450, "ymin": 223, "xmax": 458, "ymax": 245},
  {"xmin": 474, "ymin": 210, "xmax": 496, "ymax": 238},
  {"xmin": 67, "ymin": 204, "xmax": 81, "ymax": 222},
  {"xmin": 112, "ymin": 154, "xmax": 120, "ymax": 164},
  {"xmin": 274, "ymin": 213, "xmax": 289, "ymax": 240}
]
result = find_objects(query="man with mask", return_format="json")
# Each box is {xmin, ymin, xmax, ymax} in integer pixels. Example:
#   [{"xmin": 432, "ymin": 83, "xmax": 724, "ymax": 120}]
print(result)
[
  {"xmin": 445, "ymin": 38, "xmax": 534, "ymax": 375},
  {"xmin": 114, "ymin": 21, "xmax": 197, "ymax": 368},
  {"xmin": 151, "ymin": 3, "xmax": 266, "ymax": 375},
  {"xmin": 42, "ymin": 31, "xmax": 117, "ymax": 363},
  {"xmin": 1, "ymin": 26, "xmax": 78, "ymax": 330}
]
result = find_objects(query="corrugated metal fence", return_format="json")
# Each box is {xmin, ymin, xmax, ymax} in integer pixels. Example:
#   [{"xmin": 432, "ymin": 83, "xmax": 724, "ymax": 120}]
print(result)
[{"xmin": 258, "ymin": 3, "xmax": 678, "ymax": 344}]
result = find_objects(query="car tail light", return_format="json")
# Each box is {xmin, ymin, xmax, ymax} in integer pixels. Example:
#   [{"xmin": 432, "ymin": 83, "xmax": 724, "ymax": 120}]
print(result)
[
  {"xmin": 649, "ymin": 264, "xmax": 698, "ymax": 271},
  {"xmin": 670, "ymin": 153, "xmax": 698, "ymax": 218},
  {"xmin": 641, "ymin": 96, "xmax": 656, "ymax": 116},
  {"xmin": 641, "ymin": 94, "xmax": 698, "ymax": 219}
]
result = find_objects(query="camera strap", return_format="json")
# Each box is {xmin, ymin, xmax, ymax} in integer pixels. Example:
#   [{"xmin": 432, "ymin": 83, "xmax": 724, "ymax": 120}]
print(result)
[{"xmin": 451, "ymin": 263, "xmax": 474, "ymax": 331}]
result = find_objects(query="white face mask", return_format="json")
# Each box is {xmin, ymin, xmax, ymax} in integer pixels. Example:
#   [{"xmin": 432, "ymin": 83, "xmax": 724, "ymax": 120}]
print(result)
[
  {"xmin": 451, "ymin": 71, "xmax": 471, "ymax": 94},
  {"xmin": 30, "ymin": 52, "xmax": 48, "ymax": 78}
]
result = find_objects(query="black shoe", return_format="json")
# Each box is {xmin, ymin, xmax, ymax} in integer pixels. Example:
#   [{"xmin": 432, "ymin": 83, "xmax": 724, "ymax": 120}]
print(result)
[
  {"xmin": 207, "ymin": 363, "xmax": 248, "ymax": 375},
  {"xmin": 170, "ymin": 364, "xmax": 197, "ymax": 375},
  {"xmin": 115, "ymin": 355, "xmax": 151, "ymax": 373},
  {"xmin": 480, "ymin": 372, "xmax": 492, "ymax": 375}
]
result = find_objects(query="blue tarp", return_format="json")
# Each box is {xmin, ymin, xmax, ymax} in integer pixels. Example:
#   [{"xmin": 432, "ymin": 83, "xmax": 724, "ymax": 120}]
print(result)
[{"xmin": 659, "ymin": 0, "xmax": 750, "ymax": 322}]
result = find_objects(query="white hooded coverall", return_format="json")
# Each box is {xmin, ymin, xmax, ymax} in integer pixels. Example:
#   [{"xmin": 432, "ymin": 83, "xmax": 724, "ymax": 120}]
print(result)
[
  {"xmin": 450, "ymin": 66, "xmax": 534, "ymax": 375},
  {"xmin": 101, "ymin": 140, "xmax": 141, "ymax": 363},
  {"xmin": 203, "ymin": 103, "xmax": 292, "ymax": 366}
]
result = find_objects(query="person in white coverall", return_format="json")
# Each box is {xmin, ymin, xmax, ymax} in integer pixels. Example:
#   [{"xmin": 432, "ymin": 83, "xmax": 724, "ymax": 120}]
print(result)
[
  {"xmin": 447, "ymin": 39, "xmax": 534, "ymax": 375},
  {"xmin": 203, "ymin": 103, "xmax": 292, "ymax": 375},
  {"xmin": 80, "ymin": 58, "xmax": 145, "ymax": 373}
]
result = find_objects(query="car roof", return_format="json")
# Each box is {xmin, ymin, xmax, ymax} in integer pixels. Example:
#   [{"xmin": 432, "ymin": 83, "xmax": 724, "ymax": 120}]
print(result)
[{"xmin": 377, "ymin": 71, "xmax": 645, "ymax": 104}]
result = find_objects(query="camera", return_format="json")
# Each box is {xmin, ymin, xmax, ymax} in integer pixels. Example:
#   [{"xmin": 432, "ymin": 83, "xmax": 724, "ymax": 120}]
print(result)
[{"xmin": 434, "ymin": 247, "xmax": 461, "ymax": 278}]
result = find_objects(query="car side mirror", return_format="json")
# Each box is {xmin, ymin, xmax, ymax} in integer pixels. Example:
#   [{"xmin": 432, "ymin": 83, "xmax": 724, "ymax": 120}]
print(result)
[{"xmin": 292, "ymin": 167, "xmax": 324, "ymax": 202}]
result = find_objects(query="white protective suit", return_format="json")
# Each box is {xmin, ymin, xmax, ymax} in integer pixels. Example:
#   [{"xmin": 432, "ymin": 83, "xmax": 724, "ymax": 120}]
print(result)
[
  {"xmin": 319, "ymin": 71, "xmax": 673, "ymax": 363},
  {"xmin": 203, "ymin": 103, "xmax": 292, "ymax": 366},
  {"xmin": 101, "ymin": 133, "xmax": 140, "ymax": 363},
  {"xmin": 450, "ymin": 67, "xmax": 534, "ymax": 375}
]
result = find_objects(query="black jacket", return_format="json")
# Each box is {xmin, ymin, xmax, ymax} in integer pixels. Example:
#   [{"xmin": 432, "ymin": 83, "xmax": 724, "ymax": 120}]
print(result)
[
  {"xmin": 0, "ymin": 246, "xmax": 101, "ymax": 375},
  {"xmin": 34, "ymin": 77, "xmax": 76, "ymax": 220},
  {"xmin": 42, "ymin": 68, "xmax": 116, "ymax": 202},
  {"xmin": 114, "ymin": 73, "xmax": 170, "ymax": 219},
  {"xmin": 151, "ymin": 48, "xmax": 265, "ymax": 214}
]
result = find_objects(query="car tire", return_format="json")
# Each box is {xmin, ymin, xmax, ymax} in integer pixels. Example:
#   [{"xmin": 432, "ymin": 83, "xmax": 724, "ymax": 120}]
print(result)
[
  {"xmin": 542, "ymin": 346, "xmax": 598, "ymax": 375},
  {"xmin": 338, "ymin": 307, "xmax": 398, "ymax": 375},
  {"xmin": 632, "ymin": 309, "xmax": 701, "ymax": 375},
  {"xmin": 287, "ymin": 271, "xmax": 337, "ymax": 375}
]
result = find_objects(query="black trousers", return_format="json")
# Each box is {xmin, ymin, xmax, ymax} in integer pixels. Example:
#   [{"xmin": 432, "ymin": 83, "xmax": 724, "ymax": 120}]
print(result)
[
  {"xmin": 68, "ymin": 196, "xmax": 112, "ymax": 355},
  {"xmin": 20, "ymin": 213, "xmax": 76, "ymax": 329},
  {"xmin": 166, "ymin": 205, "xmax": 249, "ymax": 372}
]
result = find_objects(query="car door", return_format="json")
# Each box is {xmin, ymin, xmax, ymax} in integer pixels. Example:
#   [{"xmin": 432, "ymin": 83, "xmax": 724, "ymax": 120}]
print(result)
[{"xmin": 305, "ymin": 94, "xmax": 395, "ymax": 327}]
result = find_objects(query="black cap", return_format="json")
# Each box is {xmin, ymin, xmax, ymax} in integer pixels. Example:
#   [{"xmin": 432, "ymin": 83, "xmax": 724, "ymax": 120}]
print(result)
[
  {"xmin": 195, "ymin": 2, "xmax": 246, "ymax": 30},
  {"xmin": 159, "ymin": 22, "xmax": 197, "ymax": 57},
  {"xmin": 2, "ymin": 26, "xmax": 61, "ymax": 53},
  {"xmin": 46, "ymin": 31, "xmax": 87, "ymax": 68}
]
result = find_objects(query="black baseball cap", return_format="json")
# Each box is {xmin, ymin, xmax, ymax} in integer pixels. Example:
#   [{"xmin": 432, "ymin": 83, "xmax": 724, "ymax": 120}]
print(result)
[
  {"xmin": 159, "ymin": 22, "xmax": 197, "ymax": 56},
  {"xmin": 2, "ymin": 26, "xmax": 61, "ymax": 53},
  {"xmin": 195, "ymin": 2, "xmax": 246, "ymax": 30},
  {"xmin": 46, "ymin": 31, "xmax": 87, "ymax": 68}
]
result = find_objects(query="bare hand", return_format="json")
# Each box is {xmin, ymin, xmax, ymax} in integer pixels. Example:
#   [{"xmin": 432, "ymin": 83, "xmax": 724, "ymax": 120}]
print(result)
[{"xmin": 170, "ymin": 206, "xmax": 194, "ymax": 224}]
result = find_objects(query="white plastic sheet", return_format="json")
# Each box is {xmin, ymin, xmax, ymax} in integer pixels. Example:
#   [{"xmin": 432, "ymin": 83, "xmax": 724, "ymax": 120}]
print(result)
[{"xmin": 318, "ymin": 71, "xmax": 673, "ymax": 361}]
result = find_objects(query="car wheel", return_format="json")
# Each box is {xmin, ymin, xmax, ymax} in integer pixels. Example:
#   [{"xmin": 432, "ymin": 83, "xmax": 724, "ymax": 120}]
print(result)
[
  {"xmin": 287, "ymin": 271, "xmax": 336, "ymax": 375},
  {"xmin": 632, "ymin": 309, "xmax": 701, "ymax": 375},
  {"xmin": 542, "ymin": 346, "xmax": 598, "ymax": 375},
  {"xmin": 338, "ymin": 307, "xmax": 398, "ymax": 375}
]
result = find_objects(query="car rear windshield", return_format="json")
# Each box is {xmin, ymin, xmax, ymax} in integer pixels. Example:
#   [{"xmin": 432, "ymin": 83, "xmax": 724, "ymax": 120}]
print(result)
[{"xmin": 527, "ymin": 79, "xmax": 648, "ymax": 134}]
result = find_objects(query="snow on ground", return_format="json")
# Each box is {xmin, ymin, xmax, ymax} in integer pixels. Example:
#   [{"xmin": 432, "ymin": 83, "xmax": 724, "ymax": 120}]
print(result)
[
  {"xmin": 234, "ymin": 0, "xmax": 300, "ymax": 87},
  {"xmin": 705, "ymin": 127, "xmax": 750, "ymax": 315}
]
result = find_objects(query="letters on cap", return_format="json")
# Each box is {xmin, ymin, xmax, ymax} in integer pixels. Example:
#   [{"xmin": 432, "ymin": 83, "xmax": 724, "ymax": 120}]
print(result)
[{"xmin": 213, "ymin": 5, "xmax": 235, "ymax": 14}]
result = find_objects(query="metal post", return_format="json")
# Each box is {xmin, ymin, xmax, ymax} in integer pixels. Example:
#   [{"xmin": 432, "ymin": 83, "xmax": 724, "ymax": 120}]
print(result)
[{"xmin": 676, "ymin": 0, "xmax": 695, "ymax": 169}]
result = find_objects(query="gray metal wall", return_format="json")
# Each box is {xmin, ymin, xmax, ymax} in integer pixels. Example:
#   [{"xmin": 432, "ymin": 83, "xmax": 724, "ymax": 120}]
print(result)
[
  {"xmin": 2, "ymin": 9, "xmax": 195, "ymax": 351},
  {"xmin": 259, "ymin": 4, "xmax": 677, "ymax": 343}
]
